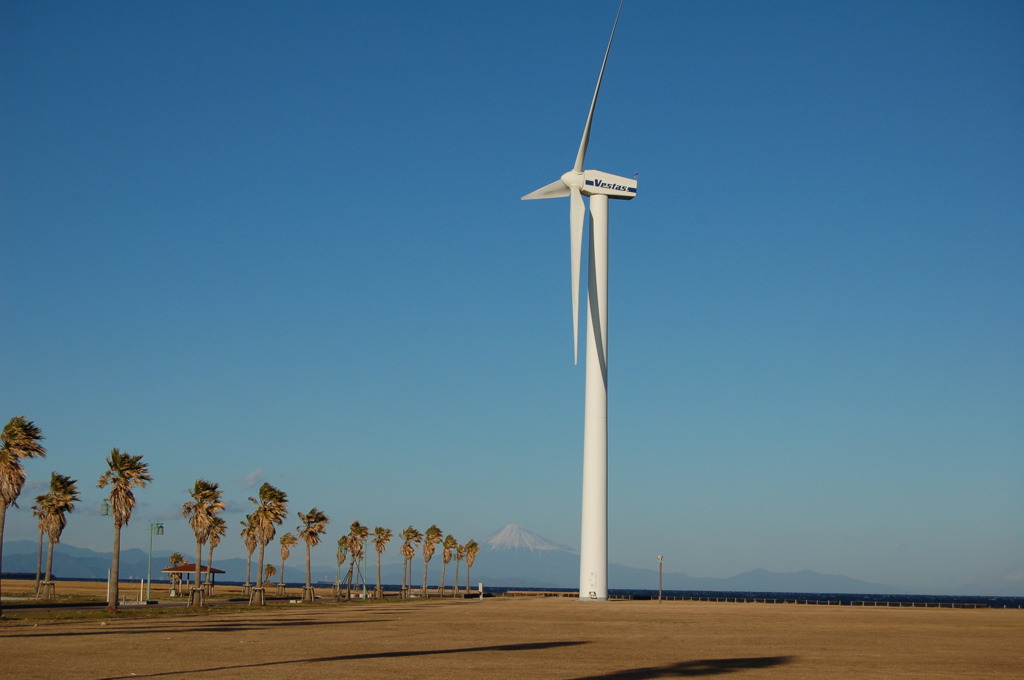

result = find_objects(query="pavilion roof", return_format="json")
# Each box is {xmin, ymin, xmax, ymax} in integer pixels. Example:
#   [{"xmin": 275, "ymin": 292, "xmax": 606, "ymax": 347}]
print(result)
[{"xmin": 161, "ymin": 562, "xmax": 225, "ymax": 574}]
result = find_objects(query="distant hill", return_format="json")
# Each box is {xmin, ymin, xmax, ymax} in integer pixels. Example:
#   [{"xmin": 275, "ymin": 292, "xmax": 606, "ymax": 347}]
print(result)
[
  {"xmin": 2, "ymin": 526, "xmax": 897, "ymax": 594},
  {"xmin": 2, "ymin": 541, "xmax": 161, "ymax": 582},
  {"xmin": 472, "ymin": 525, "xmax": 898, "ymax": 594},
  {"xmin": 0, "ymin": 540, "xmax": 394, "ymax": 586}
]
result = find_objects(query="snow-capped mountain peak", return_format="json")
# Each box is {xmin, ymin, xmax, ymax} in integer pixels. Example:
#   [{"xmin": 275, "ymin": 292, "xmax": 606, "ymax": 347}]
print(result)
[{"xmin": 484, "ymin": 524, "xmax": 577, "ymax": 553}]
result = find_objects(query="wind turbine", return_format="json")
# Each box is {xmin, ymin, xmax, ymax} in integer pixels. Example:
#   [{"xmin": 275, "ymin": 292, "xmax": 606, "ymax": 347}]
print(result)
[{"xmin": 521, "ymin": 0, "xmax": 636, "ymax": 601}]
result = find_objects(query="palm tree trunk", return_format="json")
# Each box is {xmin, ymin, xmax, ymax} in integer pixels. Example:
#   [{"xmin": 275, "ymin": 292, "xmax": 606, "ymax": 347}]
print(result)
[
  {"xmin": 422, "ymin": 559, "xmax": 429, "ymax": 598},
  {"xmin": 279, "ymin": 555, "xmax": 286, "ymax": 589},
  {"xmin": 376, "ymin": 552, "xmax": 382, "ymax": 599},
  {"xmin": 257, "ymin": 543, "xmax": 266, "ymax": 589},
  {"xmin": 466, "ymin": 564, "xmax": 472, "ymax": 593},
  {"xmin": 440, "ymin": 561, "xmax": 447, "ymax": 598},
  {"xmin": 207, "ymin": 543, "xmax": 217, "ymax": 594},
  {"xmin": 34, "ymin": 527, "xmax": 44, "ymax": 594},
  {"xmin": 194, "ymin": 541, "xmax": 203, "ymax": 599},
  {"xmin": 206, "ymin": 542, "xmax": 214, "ymax": 586},
  {"xmin": 44, "ymin": 540, "xmax": 55, "ymax": 585},
  {"xmin": 245, "ymin": 550, "xmax": 252, "ymax": 586},
  {"xmin": 0, "ymin": 505, "xmax": 7, "ymax": 617},
  {"xmin": 108, "ymin": 523, "xmax": 122, "ymax": 611},
  {"xmin": 305, "ymin": 543, "xmax": 312, "ymax": 590}
]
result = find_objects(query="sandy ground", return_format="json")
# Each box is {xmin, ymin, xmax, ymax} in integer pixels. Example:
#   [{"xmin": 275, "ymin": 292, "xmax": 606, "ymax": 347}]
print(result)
[{"xmin": 1, "ymin": 580, "xmax": 1021, "ymax": 679}]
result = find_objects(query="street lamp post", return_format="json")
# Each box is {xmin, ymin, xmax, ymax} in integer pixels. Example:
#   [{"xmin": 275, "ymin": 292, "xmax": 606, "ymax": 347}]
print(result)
[
  {"xmin": 100, "ymin": 500, "xmax": 111, "ymax": 603},
  {"xmin": 147, "ymin": 522, "xmax": 164, "ymax": 602},
  {"xmin": 657, "ymin": 555, "xmax": 663, "ymax": 603}
]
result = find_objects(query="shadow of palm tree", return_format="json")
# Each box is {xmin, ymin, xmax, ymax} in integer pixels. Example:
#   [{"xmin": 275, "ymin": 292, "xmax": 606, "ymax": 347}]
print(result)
[
  {"xmin": 0, "ymin": 618, "xmax": 381, "ymax": 639},
  {"xmin": 98, "ymin": 640, "xmax": 590, "ymax": 679},
  {"xmin": 565, "ymin": 656, "xmax": 794, "ymax": 679}
]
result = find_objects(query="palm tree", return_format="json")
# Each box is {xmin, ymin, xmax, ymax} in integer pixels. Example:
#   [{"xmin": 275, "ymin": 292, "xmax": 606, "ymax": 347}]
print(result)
[
  {"xmin": 399, "ymin": 526, "xmax": 422, "ymax": 598},
  {"xmin": 39, "ymin": 472, "xmax": 80, "ymax": 598},
  {"xmin": 344, "ymin": 521, "xmax": 368, "ymax": 599},
  {"xmin": 31, "ymin": 502, "xmax": 46, "ymax": 595},
  {"xmin": 399, "ymin": 539, "xmax": 413, "ymax": 597},
  {"xmin": 0, "ymin": 416, "xmax": 46, "ymax": 616},
  {"xmin": 465, "ymin": 539, "xmax": 480, "ymax": 594},
  {"xmin": 168, "ymin": 552, "xmax": 185, "ymax": 595},
  {"xmin": 297, "ymin": 507, "xmax": 329, "ymax": 603},
  {"xmin": 454, "ymin": 543, "xmax": 466, "ymax": 596},
  {"xmin": 97, "ymin": 448, "xmax": 151, "ymax": 611},
  {"xmin": 264, "ymin": 563, "xmax": 276, "ymax": 583},
  {"xmin": 240, "ymin": 515, "xmax": 257, "ymax": 593},
  {"xmin": 182, "ymin": 479, "xmax": 225, "ymax": 606},
  {"xmin": 371, "ymin": 526, "xmax": 392, "ymax": 599},
  {"xmin": 205, "ymin": 516, "xmax": 226, "ymax": 592},
  {"xmin": 247, "ymin": 482, "xmax": 287, "ymax": 604},
  {"xmin": 278, "ymin": 532, "xmax": 297, "ymax": 596},
  {"xmin": 440, "ymin": 534, "xmax": 457, "ymax": 598},
  {"xmin": 31, "ymin": 478, "xmax": 68, "ymax": 599},
  {"xmin": 335, "ymin": 537, "xmax": 349, "ymax": 597},
  {"xmin": 421, "ymin": 524, "xmax": 442, "ymax": 597}
]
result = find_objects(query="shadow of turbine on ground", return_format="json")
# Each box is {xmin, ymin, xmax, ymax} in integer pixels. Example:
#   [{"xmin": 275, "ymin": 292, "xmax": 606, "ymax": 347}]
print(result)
[
  {"xmin": 565, "ymin": 656, "xmax": 795, "ymax": 679},
  {"xmin": 98, "ymin": 640, "xmax": 591, "ymax": 679}
]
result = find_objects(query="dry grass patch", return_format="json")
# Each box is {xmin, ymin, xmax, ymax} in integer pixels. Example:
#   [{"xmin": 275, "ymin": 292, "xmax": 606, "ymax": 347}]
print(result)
[{"xmin": 2, "ymin": 581, "xmax": 1021, "ymax": 679}]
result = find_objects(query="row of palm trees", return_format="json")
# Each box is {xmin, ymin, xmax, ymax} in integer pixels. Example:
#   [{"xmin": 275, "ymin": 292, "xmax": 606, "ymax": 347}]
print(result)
[
  {"xmin": 1, "ymin": 418, "xmax": 149, "ymax": 612},
  {"xmin": 182, "ymin": 479, "xmax": 481, "ymax": 607},
  {"xmin": 1, "ymin": 416, "xmax": 481, "ymax": 615},
  {"xmin": 330, "ymin": 521, "xmax": 480, "ymax": 601},
  {"xmin": 234, "ymin": 488, "xmax": 481, "ymax": 603}
]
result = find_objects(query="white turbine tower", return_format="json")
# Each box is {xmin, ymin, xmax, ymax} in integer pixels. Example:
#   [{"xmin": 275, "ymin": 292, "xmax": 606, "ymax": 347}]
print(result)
[{"xmin": 522, "ymin": 0, "xmax": 636, "ymax": 601}]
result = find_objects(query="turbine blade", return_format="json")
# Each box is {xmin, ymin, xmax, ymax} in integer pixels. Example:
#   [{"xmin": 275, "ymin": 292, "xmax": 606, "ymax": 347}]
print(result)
[
  {"xmin": 573, "ymin": 0, "xmax": 625, "ymax": 174},
  {"xmin": 570, "ymin": 185, "xmax": 584, "ymax": 364},
  {"xmin": 522, "ymin": 179, "xmax": 571, "ymax": 200}
]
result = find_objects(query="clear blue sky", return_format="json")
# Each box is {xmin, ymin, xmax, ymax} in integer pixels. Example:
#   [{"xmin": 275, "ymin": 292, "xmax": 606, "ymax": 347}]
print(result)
[{"xmin": 2, "ymin": 1, "xmax": 1021, "ymax": 595}]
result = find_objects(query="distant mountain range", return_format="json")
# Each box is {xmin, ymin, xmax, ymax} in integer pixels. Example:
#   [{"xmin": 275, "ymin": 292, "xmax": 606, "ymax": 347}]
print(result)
[
  {"xmin": 478, "ymin": 524, "xmax": 899, "ymax": 593},
  {"xmin": 2, "ymin": 524, "xmax": 898, "ymax": 595},
  {"xmin": 0, "ymin": 541, "xmax": 340, "ymax": 586}
]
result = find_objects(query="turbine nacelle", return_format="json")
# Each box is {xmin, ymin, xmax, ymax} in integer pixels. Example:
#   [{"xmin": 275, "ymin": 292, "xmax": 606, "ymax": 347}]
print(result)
[
  {"xmin": 520, "ymin": 170, "xmax": 637, "ymax": 201},
  {"xmin": 580, "ymin": 170, "xmax": 637, "ymax": 199}
]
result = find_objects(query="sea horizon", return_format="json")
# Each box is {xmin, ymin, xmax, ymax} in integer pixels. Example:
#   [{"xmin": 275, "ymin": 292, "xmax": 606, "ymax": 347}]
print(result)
[{"xmin": 6, "ymin": 574, "xmax": 1020, "ymax": 609}]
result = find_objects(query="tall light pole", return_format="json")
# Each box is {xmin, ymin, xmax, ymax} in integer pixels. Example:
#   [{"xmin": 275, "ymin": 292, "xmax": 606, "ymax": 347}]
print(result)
[
  {"xmin": 147, "ymin": 522, "xmax": 164, "ymax": 602},
  {"xmin": 657, "ymin": 555, "xmax": 663, "ymax": 603},
  {"xmin": 100, "ymin": 500, "xmax": 111, "ymax": 603}
]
